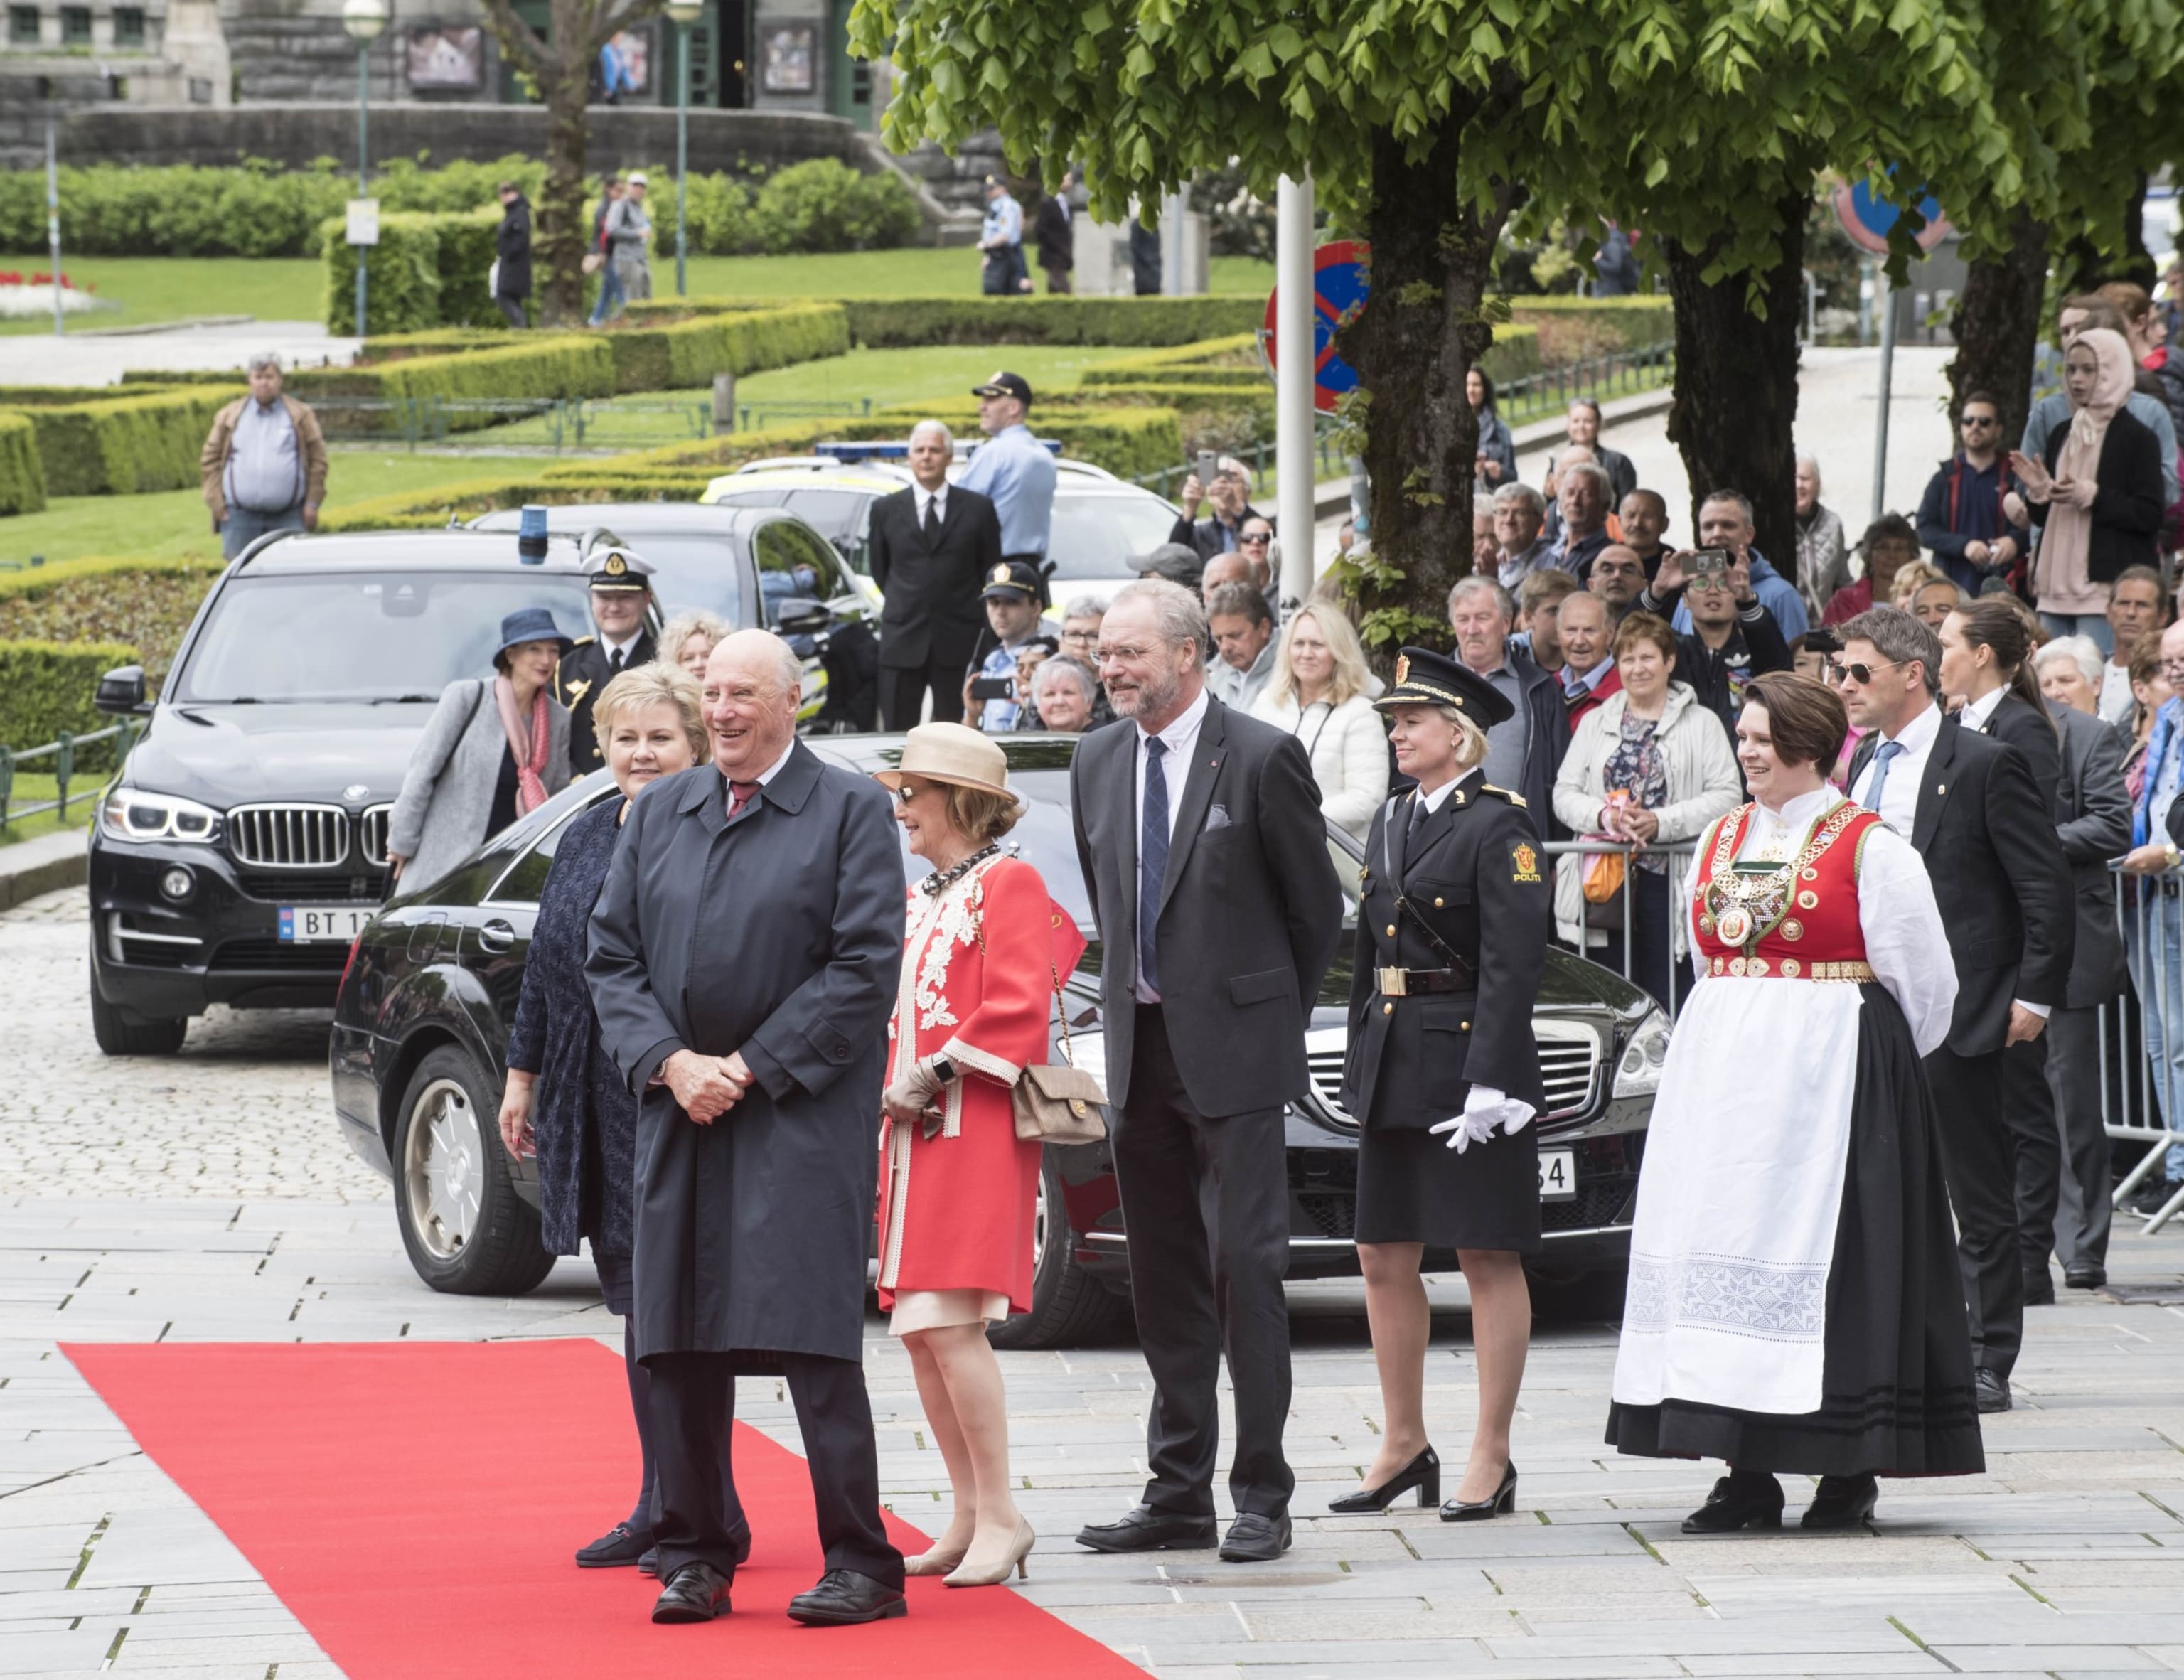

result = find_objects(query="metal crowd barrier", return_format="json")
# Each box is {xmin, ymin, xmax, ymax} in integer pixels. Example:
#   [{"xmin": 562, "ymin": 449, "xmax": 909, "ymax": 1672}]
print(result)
[
  {"xmin": 1538, "ymin": 840, "xmax": 2184, "ymax": 1238},
  {"xmin": 0, "ymin": 718, "xmax": 137, "ymax": 828}
]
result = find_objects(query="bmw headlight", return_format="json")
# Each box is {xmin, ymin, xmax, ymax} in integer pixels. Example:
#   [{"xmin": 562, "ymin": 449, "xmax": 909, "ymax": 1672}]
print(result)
[
  {"xmin": 1612, "ymin": 1007, "xmax": 1672, "ymax": 1100},
  {"xmin": 99, "ymin": 787, "xmax": 221, "ymax": 845}
]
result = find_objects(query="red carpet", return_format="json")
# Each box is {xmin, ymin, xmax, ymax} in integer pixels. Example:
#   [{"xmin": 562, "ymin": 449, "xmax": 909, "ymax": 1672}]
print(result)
[{"xmin": 63, "ymin": 1339, "xmax": 1142, "ymax": 1679}]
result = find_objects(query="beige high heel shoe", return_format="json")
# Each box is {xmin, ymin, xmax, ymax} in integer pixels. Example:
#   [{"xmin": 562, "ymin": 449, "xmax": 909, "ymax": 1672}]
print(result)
[
  {"xmin": 903, "ymin": 1538, "xmax": 970, "ymax": 1577},
  {"xmin": 943, "ymin": 1518, "xmax": 1035, "ymax": 1587}
]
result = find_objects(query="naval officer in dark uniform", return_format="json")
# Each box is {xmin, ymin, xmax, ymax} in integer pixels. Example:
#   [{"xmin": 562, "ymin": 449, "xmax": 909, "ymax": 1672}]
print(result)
[
  {"xmin": 556, "ymin": 548, "xmax": 658, "ymax": 776},
  {"xmin": 1331, "ymin": 646, "xmax": 1550, "ymax": 1526}
]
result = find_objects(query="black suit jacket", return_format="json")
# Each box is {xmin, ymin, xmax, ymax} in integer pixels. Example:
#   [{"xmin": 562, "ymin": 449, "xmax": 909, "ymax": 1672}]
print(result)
[
  {"xmin": 1033, "ymin": 195, "xmax": 1074, "ymax": 272},
  {"xmin": 556, "ymin": 628, "xmax": 657, "ymax": 774},
  {"xmin": 1342, "ymin": 777, "xmax": 1548, "ymax": 1130},
  {"xmin": 1070, "ymin": 695, "xmax": 1344, "ymax": 1118},
  {"xmin": 2033, "ymin": 405, "xmax": 2166, "ymax": 584},
  {"xmin": 1970, "ymin": 690, "xmax": 2064, "ymax": 823},
  {"xmin": 2052, "ymin": 703, "xmax": 2130, "ymax": 1006},
  {"xmin": 1850, "ymin": 712, "xmax": 2073, "ymax": 1056},
  {"xmin": 867, "ymin": 483, "xmax": 1003, "ymax": 673}
]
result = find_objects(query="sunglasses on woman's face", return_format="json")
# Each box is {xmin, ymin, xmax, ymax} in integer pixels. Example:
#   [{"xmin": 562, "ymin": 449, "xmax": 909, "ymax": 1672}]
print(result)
[{"xmin": 1238, "ymin": 532, "xmax": 1272, "ymax": 547}]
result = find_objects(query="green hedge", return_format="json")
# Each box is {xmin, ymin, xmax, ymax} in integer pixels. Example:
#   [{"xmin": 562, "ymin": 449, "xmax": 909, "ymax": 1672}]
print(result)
[
  {"xmin": 626, "ymin": 293, "xmax": 1265, "ymax": 348},
  {"xmin": 1506, "ymin": 296, "xmax": 1674, "ymax": 360},
  {"xmin": 602, "ymin": 303, "xmax": 850, "ymax": 394},
  {"xmin": 1, "ymin": 387, "xmax": 240, "ymax": 497},
  {"xmin": 0, "ymin": 413, "xmax": 46, "ymax": 515},
  {"xmin": 0, "ymin": 557, "xmax": 223, "ymax": 685},
  {"xmin": 0, "ymin": 638, "xmax": 141, "ymax": 772},
  {"xmin": 287, "ymin": 338, "xmax": 614, "ymax": 434},
  {"xmin": 319, "ymin": 208, "xmax": 503, "ymax": 336}
]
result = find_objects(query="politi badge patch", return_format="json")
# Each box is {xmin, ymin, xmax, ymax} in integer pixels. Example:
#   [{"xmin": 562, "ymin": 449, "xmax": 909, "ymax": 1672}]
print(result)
[{"xmin": 1511, "ymin": 842, "xmax": 1541, "ymax": 884}]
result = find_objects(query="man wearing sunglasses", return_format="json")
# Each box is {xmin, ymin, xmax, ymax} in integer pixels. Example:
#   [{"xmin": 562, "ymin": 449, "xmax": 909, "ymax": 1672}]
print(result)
[
  {"xmin": 1916, "ymin": 392, "xmax": 2022, "ymax": 596},
  {"xmin": 1840, "ymin": 607, "xmax": 2073, "ymax": 1417}
]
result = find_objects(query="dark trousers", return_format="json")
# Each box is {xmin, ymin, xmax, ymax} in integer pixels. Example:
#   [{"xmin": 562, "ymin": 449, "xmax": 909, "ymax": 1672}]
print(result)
[
  {"xmin": 1594, "ymin": 866, "xmax": 1677, "ymax": 1015},
  {"xmin": 879, "ymin": 656, "xmax": 968, "ymax": 732},
  {"xmin": 495, "ymin": 290, "xmax": 528, "ymax": 328},
  {"xmin": 647, "ymin": 1349, "xmax": 902, "ymax": 1588},
  {"xmin": 1925, "ymin": 1044, "xmax": 2025, "ymax": 1379},
  {"xmin": 1044, "ymin": 266, "xmax": 1073, "ymax": 295},
  {"xmin": 2000, "ymin": 1033, "xmax": 2062, "ymax": 1283},
  {"xmin": 1113, "ymin": 1004, "xmax": 1294, "ymax": 1518},
  {"xmin": 2043, "ymin": 1005, "xmax": 2113, "ymax": 1268}
]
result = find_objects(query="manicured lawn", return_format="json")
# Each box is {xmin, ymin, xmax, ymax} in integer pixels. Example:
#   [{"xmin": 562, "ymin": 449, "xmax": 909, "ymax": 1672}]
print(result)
[
  {"xmin": 0, "ymin": 249, "xmax": 1277, "ymax": 336},
  {"xmin": 0, "ymin": 451, "xmax": 539, "ymax": 565},
  {"xmin": 0, "ymin": 771, "xmax": 94, "ymax": 848},
  {"xmin": 473, "ymin": 342, "xmax": 1166, "ymax": 448},
  {"xmin": 0, "ymin": 256, "xmax": 326, "ymax": 336}
]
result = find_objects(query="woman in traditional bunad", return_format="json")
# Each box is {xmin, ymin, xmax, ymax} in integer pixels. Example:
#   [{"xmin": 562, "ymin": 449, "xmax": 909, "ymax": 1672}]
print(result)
[
  {"xmin": 872, "ymin": 722, "xmax": 1083, "ymax": 1587},
  {"xmin": 1605, "ymin": 671, "xmax": 1986, "ymax": 1531}
]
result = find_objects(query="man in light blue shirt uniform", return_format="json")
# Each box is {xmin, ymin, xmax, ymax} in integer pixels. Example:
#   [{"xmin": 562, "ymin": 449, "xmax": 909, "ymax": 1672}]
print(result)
[
  {"xmin": 958, "ymin": 370, "xmax": 1058, "ymax": 583},
  {"xmin": 978, "ymin": 176, "xmax": 1028, "ymax": 295}
]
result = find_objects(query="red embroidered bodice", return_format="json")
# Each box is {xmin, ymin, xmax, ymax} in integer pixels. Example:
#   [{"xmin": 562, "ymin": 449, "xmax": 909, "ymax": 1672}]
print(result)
[{"xmin": 1688, "ymin": 800, "xmax": 1882, "ymax": 979}]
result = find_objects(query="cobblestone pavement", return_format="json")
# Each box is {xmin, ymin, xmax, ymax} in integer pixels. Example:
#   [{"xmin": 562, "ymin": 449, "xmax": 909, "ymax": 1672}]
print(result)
[{"xmin": 7, "ymin": 883, "xmax": 2184, "ymax": 1679}]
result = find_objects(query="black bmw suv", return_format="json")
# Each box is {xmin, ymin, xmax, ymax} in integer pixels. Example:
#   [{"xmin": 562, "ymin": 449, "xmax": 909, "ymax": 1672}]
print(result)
[{"xmin": 85, "ymin": 529, "xmax": 628, "ymax": 1055}]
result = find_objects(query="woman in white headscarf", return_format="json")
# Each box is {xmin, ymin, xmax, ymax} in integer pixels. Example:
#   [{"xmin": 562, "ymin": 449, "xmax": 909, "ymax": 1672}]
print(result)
[{"xmin": 2010, "ymin": 326, "xmax": 2167, "ymax": 653}]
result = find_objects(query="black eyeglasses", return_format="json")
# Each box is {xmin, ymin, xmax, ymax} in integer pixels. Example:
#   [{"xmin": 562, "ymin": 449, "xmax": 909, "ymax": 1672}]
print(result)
[{"xmin": 1826, "ymin": 656, "xmax": 1907, "ymax": 686}]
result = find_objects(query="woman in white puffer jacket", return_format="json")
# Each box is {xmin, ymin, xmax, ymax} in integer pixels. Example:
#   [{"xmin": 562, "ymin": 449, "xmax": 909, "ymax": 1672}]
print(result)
[{"xmin": 1250, "ymin": 601, "xmax": 1390, "ymax": 841}]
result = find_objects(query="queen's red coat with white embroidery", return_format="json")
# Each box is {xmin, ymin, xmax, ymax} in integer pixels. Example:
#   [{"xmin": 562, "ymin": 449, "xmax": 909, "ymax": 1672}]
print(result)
[{"xmin": 876, "ymin": 855, "xmax": 1078, "ymax": 1315}]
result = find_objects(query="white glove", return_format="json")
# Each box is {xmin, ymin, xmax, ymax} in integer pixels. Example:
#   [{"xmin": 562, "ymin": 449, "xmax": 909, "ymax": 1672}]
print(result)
[{"xmin": 1427, "ymin": 1085, "xmax": 1538, "ymax": 1154}]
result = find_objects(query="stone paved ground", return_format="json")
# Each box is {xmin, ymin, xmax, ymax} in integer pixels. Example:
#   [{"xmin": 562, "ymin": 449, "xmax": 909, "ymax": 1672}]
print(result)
[{"xmin": 10, "ymin": 884, "xmax": 2184, "ymax": 1679}]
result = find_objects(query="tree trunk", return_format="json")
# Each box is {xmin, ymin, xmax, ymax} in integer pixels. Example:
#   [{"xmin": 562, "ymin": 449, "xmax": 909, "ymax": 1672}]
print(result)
[
  {"xmin": 538, "ymin": 66, "xmax": 592, "ymax": 327},
  {"xmin": 1662, "ymin": 194, "xmax": 1808, "ymax": 586},
  {"xmin": 1947, "ymin": 206, "xmax": 2049, "ymax": 450},
  {"xmin": 1337, "ymin": 114, "xmax": 1512, "ymax": 674}
]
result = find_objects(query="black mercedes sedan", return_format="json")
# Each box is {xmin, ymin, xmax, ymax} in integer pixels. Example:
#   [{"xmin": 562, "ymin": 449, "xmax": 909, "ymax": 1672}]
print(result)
[{"xmin": 329, "ymin": 735, "xmax": 1670, "ymax": 1347}]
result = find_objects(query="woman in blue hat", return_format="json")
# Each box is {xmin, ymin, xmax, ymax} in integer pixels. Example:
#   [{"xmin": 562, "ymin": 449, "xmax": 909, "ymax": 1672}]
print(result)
[{"xmin": 386, "ymin": 606, "xmax": 574, "ymax": 889}]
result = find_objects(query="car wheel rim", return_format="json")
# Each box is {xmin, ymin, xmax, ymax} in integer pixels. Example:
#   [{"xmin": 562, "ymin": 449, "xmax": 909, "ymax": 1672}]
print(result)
[
  {"xmin": 1030, "ymin": 1171, "xmax": 1049, "ymax": 1273},
  {"xmin": 405, "ymin": 1077, "xmax": 483, "ymax": 1261}
]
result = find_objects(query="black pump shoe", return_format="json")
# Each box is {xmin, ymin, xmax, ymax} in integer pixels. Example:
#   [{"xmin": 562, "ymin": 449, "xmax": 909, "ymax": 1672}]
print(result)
[
  {"xmin": 1800, "ymin": 1472, "xmax": 1878, "ymax": 1531},
  {"xmin": 1329, "ymin": 1446, "xmax": 1441, "ymax": 1513},
  {"xmin": 1681, "ymin": 1472, "xmax": 1784, "ymax": 1534},
  {"xmin": 1440, "ymin": 1461, "xmax": 1518, "ymax": 1522}
]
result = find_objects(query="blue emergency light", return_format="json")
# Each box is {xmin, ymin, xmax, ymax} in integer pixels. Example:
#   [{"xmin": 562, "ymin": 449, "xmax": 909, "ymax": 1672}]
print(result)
[{"xmin": 518, "ymin": 504, "xmax": 548, "ymax": 564}]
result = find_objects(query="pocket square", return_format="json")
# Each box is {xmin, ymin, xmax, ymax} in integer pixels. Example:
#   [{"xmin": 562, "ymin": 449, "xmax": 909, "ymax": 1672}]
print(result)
[{"xmin": 1204, "ymin": 804, "xmax": 1231, "ymax": 832}]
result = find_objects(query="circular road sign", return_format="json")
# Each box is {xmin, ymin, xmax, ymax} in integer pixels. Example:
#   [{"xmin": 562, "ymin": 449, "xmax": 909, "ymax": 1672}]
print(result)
[
  {"xmin": 1265, "ymin": 239, "xmax": 1369, "ymax": 414},
  {"xmin": 1832, "ymin": 176, "xmax": 1951, "ymax": 257}
]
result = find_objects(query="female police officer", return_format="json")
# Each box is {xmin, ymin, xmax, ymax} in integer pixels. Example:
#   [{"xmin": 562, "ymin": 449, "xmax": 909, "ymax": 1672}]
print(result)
[{"xmin": 1332, "ymin": 646, "xmax": 1550, "ymax": 1523}]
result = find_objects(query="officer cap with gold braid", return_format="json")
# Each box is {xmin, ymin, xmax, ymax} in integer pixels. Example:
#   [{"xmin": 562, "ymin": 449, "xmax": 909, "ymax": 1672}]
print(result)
[
  {"xmin": 1372, "ymin": 644, "xmax": 1516, "ymax": 727},
  {"xmin": 587, "ymin": 547, "xmax": 655, "ymax": 594}
]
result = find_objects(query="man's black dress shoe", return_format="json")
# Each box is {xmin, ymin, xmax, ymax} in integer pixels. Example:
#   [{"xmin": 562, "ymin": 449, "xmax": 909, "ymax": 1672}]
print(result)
[
  {"xmin": 1440, "ymin": 1461, "xmax": 1519, "ymax": 1523},
  {"xmin": 640, "ymin": 1528, "xmax": 750, "ymax": 1578},
  {"xmin": 1974, "ymin": 1368, "xmax": 2012, "ymax": 1413},
  {"xmin": 786, "ymin": 1568, "xmax": 908, "ymax": 1626},
  {"xmin": 1680, "ymin": 1472, "xmax": 1784, "ymax": 1534},
  {"xmin": 1074, "ymin": 1504, "xmax": 1219, "ymax": 1553},
  {"xmin": 2023, "ymin": 1272, "xmax": 2057, "ymax": 1307},
  {"xmin": 1328, "ymin": 1445, "xmax": 1441, "ymax": 1513},
  {"xmin": 1218, "ymin": 1511, "xmax": 1292, "ymax": 1562},
  {"xmin": 651, "ymin": 1562, "xmax": 731, "ymax": 1624},
  {"xmin": 1799, "ymin": 1473, "xmax": 1878, "ymax": 1531},
  {"xmin": 2065, "ymin": 1261, "xmax": 2106, "ymax": 1290},
  {"xmin": 576, "ymin": 1522, "xmax": 655, "ymax": 1568}
]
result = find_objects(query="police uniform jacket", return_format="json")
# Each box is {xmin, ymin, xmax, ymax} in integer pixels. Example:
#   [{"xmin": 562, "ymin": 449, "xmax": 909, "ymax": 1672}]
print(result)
[
  {"xmin": 556, "ymin": 628, "xmax": 657, "ymax": 776},
  {"xmin": 1341, "ymin": 769, "xmax": 1549, "ymax": 1130}
]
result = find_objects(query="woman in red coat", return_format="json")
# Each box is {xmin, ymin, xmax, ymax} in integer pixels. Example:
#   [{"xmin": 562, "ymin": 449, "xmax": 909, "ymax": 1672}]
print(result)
[{"xmin": 874, "ymin": 723, "xmax": 1077, "ymax": 1589}]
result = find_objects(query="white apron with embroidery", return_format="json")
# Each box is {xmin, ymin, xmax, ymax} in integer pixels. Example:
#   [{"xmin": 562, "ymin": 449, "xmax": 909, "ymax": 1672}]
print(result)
[{"xmin": 1610, "ymin": 799, "xmax": 1861, "ymax": 1418}]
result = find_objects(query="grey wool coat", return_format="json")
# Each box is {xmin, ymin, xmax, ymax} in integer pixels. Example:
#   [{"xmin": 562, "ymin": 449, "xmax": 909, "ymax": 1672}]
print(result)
[
  {"xmin": 387, "ymin": 678, "xmax": 570, "ymax": 891},
  {"xmin": 585, "ymin": 745, "xmax": 905, "ymax": 1365}
]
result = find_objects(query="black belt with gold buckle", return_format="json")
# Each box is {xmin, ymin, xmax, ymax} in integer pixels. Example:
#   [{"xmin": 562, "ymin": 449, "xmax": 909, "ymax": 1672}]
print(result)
[{"xmin": 1375, "ymin": 966, "xmax": 1466, "ymax": 997}]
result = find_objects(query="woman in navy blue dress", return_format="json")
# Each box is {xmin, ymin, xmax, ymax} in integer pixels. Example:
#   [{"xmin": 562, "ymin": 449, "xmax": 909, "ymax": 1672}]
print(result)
[{"xmin": 498, "ymin": 660, "xmax": 710, "ymax": 1571}]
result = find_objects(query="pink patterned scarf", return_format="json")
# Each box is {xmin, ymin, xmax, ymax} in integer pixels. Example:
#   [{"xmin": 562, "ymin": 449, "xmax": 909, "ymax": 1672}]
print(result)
[{"xmin": 494, "ymin": 675, "xmax": 552, "ymax": 815}]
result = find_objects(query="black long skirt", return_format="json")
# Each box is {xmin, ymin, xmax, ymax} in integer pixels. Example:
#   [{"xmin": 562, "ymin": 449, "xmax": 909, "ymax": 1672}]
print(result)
[
  {"xmin": 1604, "ymin": 983, "xmax": 1986, "ymax": 1477},
  {"xmin": 1355, "ymin": 1111, "xmax": 1541, "ymax": 1253}
]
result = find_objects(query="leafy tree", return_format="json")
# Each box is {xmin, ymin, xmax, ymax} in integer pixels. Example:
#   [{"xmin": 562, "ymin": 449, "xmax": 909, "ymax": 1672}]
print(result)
[
  {"xmin": 855, "ymin": 0, "xmax": 2048, "ymax": 657},
  {"xmin": 477, "ymin": 0, "xmax": 667, "ymax": 326}
]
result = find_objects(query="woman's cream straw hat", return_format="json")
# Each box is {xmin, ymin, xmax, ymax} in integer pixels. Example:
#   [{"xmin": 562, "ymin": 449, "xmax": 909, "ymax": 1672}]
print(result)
[{"xmin": 873, "ymin": 722, "xmax": 1024, "ymax": 808}]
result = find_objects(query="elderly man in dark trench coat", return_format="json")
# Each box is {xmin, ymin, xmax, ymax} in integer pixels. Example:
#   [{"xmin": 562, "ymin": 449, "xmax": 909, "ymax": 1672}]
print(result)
[{"xmin": 587, "ymin": 627, "xmax": 907, "ymax": 1628}]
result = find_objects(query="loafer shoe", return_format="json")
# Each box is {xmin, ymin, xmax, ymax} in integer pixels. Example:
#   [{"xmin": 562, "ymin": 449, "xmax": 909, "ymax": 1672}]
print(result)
[
  {"xmin": 576, "ymin": 1522, "xmax": 655, "ymax": 1568},
  {"xmin": 652, "ymin": 1562, "xmax": 730, "ymax": 1624},
  {"xmin": 1218, "ymin": 1510, "xmax": 1292, "ymax": 1563},
  {"xmin": 1799, "ymin": 1473, "xmax": 1878, "ymax": 1531},
  {"xmin": 1680, "ymin": 1473, "xmax": 1784, "ymax": 1534},
  {"xmin": 1074, "ymin": 1504, "xmax": 1219, "ymax": 1553},
  {"xmin": 1975, "ymin": 1369, "xmax": 2012, "ymax": 1413},
  {"xmin": 786, "ymin": 1568, "xmax": 907, "ymax": 1627},
  {"xmin": 2065, "ymin": 1262, "xmax": 2106, "ymax": 1290}
]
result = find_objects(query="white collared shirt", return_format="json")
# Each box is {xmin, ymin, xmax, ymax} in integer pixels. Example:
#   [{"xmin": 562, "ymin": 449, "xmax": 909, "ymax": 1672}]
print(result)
[
  {"xmin": 601, "ymin": 628, "xmax": 644, "ymax": 668},
  {"xmin": 1411, "ymin": 765, "xmax": 1480, "ymax": 820},
  {"xmin": 1959, "ymin": 687, "xmax": 2007, "ymax": 734},
  {"xmin": 916, "ymin": 482, "xmax": 948, "ymax": 527},
  {"xmin": 1848, "ymin": 698, "xmax": 1941, "ymax": 841},
  {"xmin": 1132, "ymin": 685, "xmax": 1211, "ymax": 1002},
  {"xmin": 724, "ymin": 737, "xmax": 797, "ymax": 817}
]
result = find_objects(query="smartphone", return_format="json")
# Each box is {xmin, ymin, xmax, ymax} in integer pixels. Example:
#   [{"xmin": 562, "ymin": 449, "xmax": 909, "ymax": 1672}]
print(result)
[
  {"xmin": 1689, "ymin": 547, "xmax": 1732, "ymax": 583},
  {"xmin": 969, "ymin": 675, "xmax": 1015, "ymax": 702},
  {"xmin": 1196, "ymin": 449, "xmax": 1218, "ymax": 488}
]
